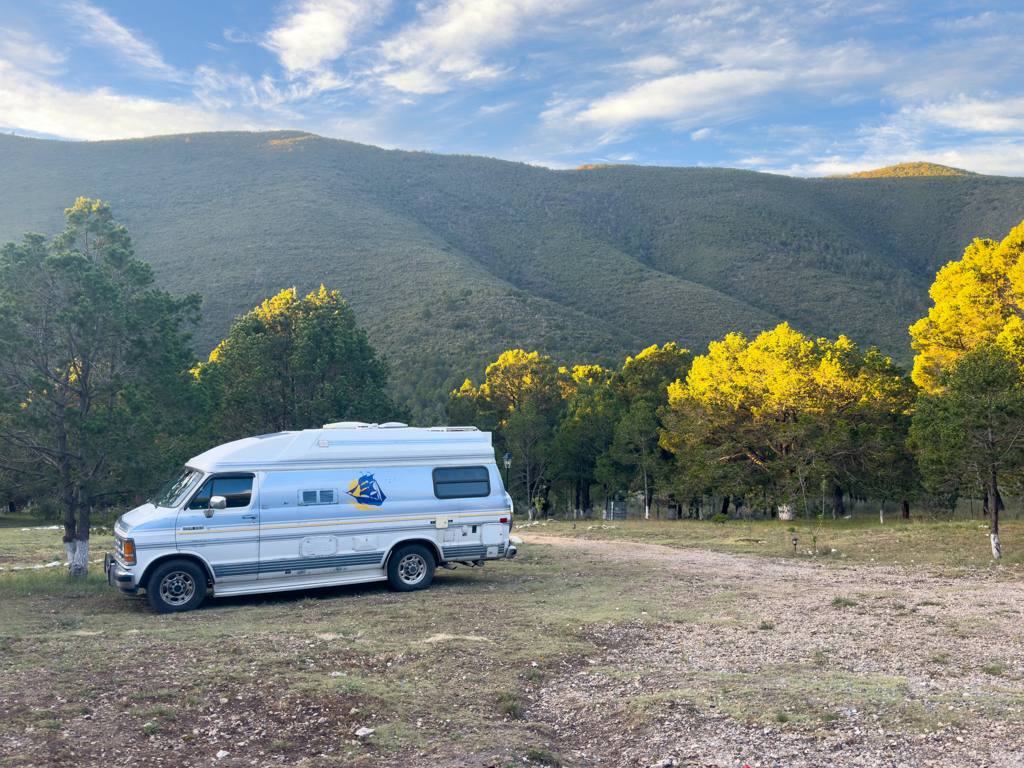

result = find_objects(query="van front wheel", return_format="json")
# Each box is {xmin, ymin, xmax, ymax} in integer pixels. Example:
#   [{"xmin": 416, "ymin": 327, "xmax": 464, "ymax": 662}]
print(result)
[
  {"xmin": 387, "ymin": 544, "xmax": 435, "ymax": 592},
  {"xmin": 146, "ymin": 559, "xmax": 207, "ymax": 613}
]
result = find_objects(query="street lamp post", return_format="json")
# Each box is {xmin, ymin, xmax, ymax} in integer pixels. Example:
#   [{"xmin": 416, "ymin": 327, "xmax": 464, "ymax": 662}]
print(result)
[{"xmin": 503, "ymin": 453, "xmax": 512, "ymax": 490}]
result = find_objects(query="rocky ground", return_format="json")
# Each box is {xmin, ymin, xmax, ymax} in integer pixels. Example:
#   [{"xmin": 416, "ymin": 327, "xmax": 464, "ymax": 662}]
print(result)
[{"xmin": 525, "ymin": 536, "xmax": 1024, "ymax": 768}]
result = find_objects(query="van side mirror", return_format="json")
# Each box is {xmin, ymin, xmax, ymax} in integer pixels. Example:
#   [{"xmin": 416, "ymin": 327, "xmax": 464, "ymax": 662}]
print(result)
[{"xmin": 204, "ymin": 496, "xmax": 227, "ymax": 518}]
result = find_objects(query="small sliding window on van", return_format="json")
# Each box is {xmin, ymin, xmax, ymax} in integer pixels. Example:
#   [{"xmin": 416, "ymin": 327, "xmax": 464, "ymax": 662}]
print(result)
[
  {"xmin": 432, "ymin": 466, "xmax": 490, "ymax": 499},
  {"xmin": 298, "ymin": 489, "xmax": 339, "ymax": 506}
]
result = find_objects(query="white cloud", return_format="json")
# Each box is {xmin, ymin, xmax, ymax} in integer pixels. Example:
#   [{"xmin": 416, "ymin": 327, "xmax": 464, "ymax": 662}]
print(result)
[
  {"xmin": 610, "ymin": 55, "xmax": 677, "ymax": 76},
  {"xmin": 478, "ymin": 101, "xmax": 517, "ymax": 115},
  {"xmin": 902, "ymin": 96, "xmax": 1024, "ymax": 135},
  {"xmin": 690, "ymin": 127, "xmax": 714, "ymax": 140},
  {"xmin": 376, "ymin": 0, "xmax": 578, "ymax": 95},
  {"xmin": 0, "ymin": 60, "xmax": 263, "ymax": 140},
  {"xmin": 64, "ymin": 1, "xmax": 185, "ymax": 81},
  {"xmin": 572, "ymin": 68, "xmax": 786, "ymax": 130},
  {"xmin": 0, "ymin": 28, "xmax": 66, "ymax": 74},
  {"xmin": 263, "ymin": 0, "xmax": 389, "ymax": 75}
]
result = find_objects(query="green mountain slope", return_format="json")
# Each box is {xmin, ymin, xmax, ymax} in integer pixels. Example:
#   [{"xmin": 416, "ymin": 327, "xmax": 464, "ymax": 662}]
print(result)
[{"xmin": 1, "ymin": 131, "xmax": 1023, "ymax": 423}]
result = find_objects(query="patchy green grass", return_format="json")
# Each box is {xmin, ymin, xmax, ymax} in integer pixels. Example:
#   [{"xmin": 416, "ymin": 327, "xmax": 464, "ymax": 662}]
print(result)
[
  {"xmin": 1, "ymin": 533, "xmax": 1022, "ymax": 766},
  {"xmin": 525, "ymin": 516, "xmax": 1024, "ymax": 572}
]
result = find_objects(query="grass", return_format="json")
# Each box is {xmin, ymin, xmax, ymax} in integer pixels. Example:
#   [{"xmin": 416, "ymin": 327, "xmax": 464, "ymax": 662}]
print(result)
[
  {"xmin": 2, "ymin": 522, "xmax": 1022, "ymax": 764},
  {"xmin": 982, "ymin": 661, "xmax": 1009, "ymax": 676},
  {"xmin": 527, "ymin": 514, "xmax": 1024, "ymax": 571},
  {"xmin": 524, "ymin": 746, "xmax": 570, "ymax": 767},
  {"xmin": 833, "ymin": 597, "xmax": 859, "ymax": 607},
  {"xmin": 496, "ymin": 690, "xmax": 523, "ymax": 718}
]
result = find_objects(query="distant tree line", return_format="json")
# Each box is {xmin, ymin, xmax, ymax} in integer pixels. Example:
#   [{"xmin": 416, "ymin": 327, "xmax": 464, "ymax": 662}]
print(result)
[
  {"xmin": 1, "ymin": 200, "xmax": 1022, "ymax": 576},
  {"xmin": 450, "ymin": 220, "xmax": 1024, "ymax": 562}
]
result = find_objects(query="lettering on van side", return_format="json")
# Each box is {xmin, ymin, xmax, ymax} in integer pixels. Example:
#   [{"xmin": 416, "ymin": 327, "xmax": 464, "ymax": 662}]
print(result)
[{"xmin": 181, "ymin": 525, "xmax": 205, "ymax": 531}]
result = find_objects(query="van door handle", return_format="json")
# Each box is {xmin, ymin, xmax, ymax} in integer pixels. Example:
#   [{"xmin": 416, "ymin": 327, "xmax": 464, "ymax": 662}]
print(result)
[{"xmin": 242, "ymin": 514, "xmax": 257, "ymax": 520}]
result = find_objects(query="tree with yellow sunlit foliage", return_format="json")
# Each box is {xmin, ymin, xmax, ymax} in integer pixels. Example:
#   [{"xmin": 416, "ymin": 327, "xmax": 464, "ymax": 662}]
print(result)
[
  {"xmin": 445, "ymin": 350, "xmax": 569, "ymax": 517},
  {"xmin": 610, "ymin": 343, "xmax": 692, "ymax": 407},
  {"xmin": 661, "ymin": 323, "xmax": 917, "ymax": 517},
  {"xmin": 910, "ymin": 219, "xmax": 1024, "ymax": 393}
]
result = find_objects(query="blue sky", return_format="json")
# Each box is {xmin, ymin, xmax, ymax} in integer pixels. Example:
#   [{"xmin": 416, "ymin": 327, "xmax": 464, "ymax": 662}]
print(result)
[{"xmin": 1, "ymin": 1, "xmax": 1023, "ymax": 174}]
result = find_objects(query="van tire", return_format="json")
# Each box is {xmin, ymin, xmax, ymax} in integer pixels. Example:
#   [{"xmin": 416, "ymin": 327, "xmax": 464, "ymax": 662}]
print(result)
[
  {"xmin": 387, "ymin": 544, "xmax": 435, "ymax": 592},
  {"xmin": 146, "ymin": 559, "xmax": 207, "ymax": 613}
]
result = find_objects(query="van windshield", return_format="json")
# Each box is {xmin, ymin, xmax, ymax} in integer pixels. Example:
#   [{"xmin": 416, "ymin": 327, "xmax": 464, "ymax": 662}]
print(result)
[{"xmin": 151, "ymin": 468, "xmax": 203, "ymax": 508}]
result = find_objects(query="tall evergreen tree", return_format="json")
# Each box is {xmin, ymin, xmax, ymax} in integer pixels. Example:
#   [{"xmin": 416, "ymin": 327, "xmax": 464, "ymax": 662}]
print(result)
[
  {"xmin": 198, "ymin": 286, "xmax": 408, "ymax": 437},
  {"xmin": 0, "ymin": 199, "xmax": 202, "ymax": 576},
  {"xmin": 910, "ymin": 345, "xmax": 1024, "ymax": 558}
]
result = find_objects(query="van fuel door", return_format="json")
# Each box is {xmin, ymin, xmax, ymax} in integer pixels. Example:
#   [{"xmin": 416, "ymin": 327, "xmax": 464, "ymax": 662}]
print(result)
[{"xmin": 434, "ymin": 517, "xmax": 449, "ymax": 529}]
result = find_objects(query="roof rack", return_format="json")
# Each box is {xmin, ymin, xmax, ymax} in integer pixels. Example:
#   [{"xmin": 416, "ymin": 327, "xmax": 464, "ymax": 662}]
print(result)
[
  {"xmin": 322, "ymin": 422, "xmax": 409, "ymax": 430},
  {"xmin": 427, "ymin": 426, "xmax": 479, "ymax": 432}
]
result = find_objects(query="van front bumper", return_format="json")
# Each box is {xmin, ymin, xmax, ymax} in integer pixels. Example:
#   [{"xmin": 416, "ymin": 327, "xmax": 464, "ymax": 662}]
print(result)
[{"xmin": 105, "ymin": 552, "xmax": 139, "ymax": 595}]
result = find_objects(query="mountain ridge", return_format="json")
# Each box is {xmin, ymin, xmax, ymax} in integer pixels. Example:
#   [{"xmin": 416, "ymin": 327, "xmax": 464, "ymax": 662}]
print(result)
[{"xmin": 1, "ymin": 130, "xmax": 1023, "ymax": 422}]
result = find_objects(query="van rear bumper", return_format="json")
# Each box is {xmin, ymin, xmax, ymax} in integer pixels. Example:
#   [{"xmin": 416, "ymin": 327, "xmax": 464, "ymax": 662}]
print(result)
[
  {"xmin": 105, "ymin": 552, "xmax": 139, "ymax": 595},
  {"xmin": 504, "ymin": 545, "xmax": 517, "ymax": 559}
]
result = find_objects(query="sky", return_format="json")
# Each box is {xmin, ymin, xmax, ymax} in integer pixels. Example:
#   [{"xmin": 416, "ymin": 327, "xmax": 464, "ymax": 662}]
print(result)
[{"xmin": 1, "ymin": 1, "xmax": 1023, "ymax": 175}]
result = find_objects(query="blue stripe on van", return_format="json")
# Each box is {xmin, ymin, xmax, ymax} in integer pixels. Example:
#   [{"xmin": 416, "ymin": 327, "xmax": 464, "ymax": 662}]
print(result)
[{"xmin": 211, "ymin": 551, "xmax": 386, "ymax": 579}]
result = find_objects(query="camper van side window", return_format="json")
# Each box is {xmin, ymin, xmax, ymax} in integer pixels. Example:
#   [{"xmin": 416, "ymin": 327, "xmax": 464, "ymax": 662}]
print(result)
[
  {"xmin": 432, "ymin": 466, "xmax": 490, "ymax": 499},
  {"xmin": 298, "ymin": 489, "xmax": 340, "ymax": 506}
]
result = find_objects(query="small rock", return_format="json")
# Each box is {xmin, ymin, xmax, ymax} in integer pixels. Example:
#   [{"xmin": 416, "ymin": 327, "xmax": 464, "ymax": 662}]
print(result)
[
  {"xmin": 219, "ymin": 698, "xmax": 228, "ymax": 704},
  {"xmin": 215, "ymin": 750, "xmax": 230, "ymax": 759},
  {"xmin": 349, "ymin": 707, "xmax": 359, "ymax": 715},
  {"xmin": 355, "ymin": 727, "xmax": 375, "ymax": 737}
]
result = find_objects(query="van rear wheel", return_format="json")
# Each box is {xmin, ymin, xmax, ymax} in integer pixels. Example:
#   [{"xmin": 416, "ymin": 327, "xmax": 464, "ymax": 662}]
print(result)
[
  {"xmin": 146, "ymin": 559, "xmax": 207, "ymax": 613},
  {"xmin": 387, "ymin": 544, "xmax": 435, "ymax": 592}
]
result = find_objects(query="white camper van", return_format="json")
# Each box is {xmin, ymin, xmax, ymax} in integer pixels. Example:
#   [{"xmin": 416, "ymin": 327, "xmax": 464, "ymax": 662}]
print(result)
[{"xmin": 104, "ymin": 423, "xmax": 516, "ymax": 613}]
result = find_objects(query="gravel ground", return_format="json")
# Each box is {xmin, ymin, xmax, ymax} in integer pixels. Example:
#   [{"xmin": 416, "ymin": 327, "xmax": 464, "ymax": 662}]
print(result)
[{"xmin": 522, "ymin": 535, "xmax": 1024, "ymax": 768}]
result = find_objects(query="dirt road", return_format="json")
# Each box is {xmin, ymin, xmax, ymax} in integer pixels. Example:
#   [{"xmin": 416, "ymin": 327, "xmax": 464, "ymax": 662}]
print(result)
[{"xmin": 519, "ymin": 534, "xmax": 1024, "ymax": 768}]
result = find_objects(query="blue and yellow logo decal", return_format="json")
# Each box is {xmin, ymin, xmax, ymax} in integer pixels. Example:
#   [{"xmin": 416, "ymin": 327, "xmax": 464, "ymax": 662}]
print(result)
[{"xmin": 347, "ymin": 474, "xmax": 387, "ymax": 511}]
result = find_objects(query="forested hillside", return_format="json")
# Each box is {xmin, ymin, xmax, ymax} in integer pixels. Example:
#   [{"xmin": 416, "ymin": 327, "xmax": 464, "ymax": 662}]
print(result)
[{"xmin": 1, "ymin": 130, "xmax": 1023, "ymax": 423}]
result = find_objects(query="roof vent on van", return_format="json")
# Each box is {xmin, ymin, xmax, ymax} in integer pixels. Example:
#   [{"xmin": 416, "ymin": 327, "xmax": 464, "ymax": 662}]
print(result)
[{"xmin": 379, "ymin": 422, "xmax": 408, "ymax": 428}]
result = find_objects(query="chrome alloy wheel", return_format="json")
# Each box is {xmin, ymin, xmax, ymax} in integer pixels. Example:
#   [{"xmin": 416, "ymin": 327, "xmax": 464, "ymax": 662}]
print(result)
[
  {"xmin": 397, "ymin": 553, "xmax": 427, "ymax": 585},
  {"xmin": 159, "ymin": 570, "xmax": 197, "ymax": 606}
]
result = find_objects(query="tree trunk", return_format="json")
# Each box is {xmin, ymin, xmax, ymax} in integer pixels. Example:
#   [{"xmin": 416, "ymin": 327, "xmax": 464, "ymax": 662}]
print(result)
[
  {"xmin": 879, "ymin": 499, "xmax": 885, "ymax": 524},
  {"xmin": 982, "ymin": 487, "xmax": 1003, "ymax": 520},
  {"xmin": 721, "ymin": 496, "xmax": 730, "ymax": 517},
  {"xmin": 64, "ymin": 486, "xmax": 91, "ymax": 578},
  {"xmin": 989, "ymin": 468, "xmax": 1001, "ymax": 559},
  {"xmin": 901, "ymin": 500, "xmax": 910, "ymax": 520},
  {"xmin": 832, "ymin": 481, "xmax": 844, "ymax": 519},
  {"xmin": 644, "ymin": 475, "xmax": 650, "ymax": 520}
]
